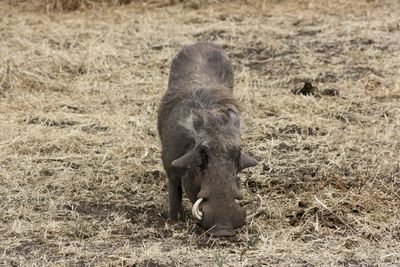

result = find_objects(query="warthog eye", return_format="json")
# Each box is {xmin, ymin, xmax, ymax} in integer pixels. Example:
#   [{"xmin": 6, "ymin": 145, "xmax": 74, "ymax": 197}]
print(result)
[
  {"xmin": 199, "ymin": 145, "xmax": 209, "ymax": 168},
  {"xmin": 229, "ymin": 146, "xmax": 241, "ymax": 161}
]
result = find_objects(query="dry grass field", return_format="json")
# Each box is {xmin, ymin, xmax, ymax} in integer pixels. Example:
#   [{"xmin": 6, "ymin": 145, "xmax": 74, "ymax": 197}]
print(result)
[{"xmin": 1, "ymin": 0, "xmax": 400, "ymax": 266}]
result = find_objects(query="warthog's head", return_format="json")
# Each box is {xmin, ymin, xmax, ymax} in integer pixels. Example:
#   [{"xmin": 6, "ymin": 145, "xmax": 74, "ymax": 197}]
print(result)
[{"xmin": 172, "ymin": 108, "xmax": 257, "ymax": 236}]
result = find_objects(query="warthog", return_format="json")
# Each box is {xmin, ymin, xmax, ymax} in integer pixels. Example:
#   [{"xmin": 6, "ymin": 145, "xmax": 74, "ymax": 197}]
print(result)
[{"xmin": 157, "ymin": 42, "xmax": 258, "ymax": 236}]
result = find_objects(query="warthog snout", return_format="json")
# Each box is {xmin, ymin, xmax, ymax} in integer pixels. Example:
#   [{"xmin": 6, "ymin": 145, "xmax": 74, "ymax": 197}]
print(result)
[
  {"xmin": 208, "ymin": 225, "xmax": 235, "ymax": 237},
  {"xmin": 192, "ymin": 196, "xmax": 246, "ymax": 236}
]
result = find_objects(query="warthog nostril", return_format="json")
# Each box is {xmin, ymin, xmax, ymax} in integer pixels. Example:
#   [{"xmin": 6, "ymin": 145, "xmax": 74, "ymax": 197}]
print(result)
[{"xmin": 191, "ymin": 198, "xmax": 203, "ymax": 220}]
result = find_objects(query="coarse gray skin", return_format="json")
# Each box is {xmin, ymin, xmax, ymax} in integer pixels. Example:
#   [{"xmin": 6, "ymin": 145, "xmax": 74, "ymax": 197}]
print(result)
[{"xmin": 157, "ymin": 42, "xmax": 258, "ymax": 237}]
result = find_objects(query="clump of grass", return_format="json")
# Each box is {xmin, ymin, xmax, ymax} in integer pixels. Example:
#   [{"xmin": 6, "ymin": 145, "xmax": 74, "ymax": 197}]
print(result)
[{"xmin": 214, "ymin": 251, "xmax": 224, "ymax": 267}]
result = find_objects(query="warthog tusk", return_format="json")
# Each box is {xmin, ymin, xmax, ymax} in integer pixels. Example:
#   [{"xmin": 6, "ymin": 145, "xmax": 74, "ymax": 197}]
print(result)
[{"xmin": 191, "ymin": 198, "xmax": 203, "ymax": 220}]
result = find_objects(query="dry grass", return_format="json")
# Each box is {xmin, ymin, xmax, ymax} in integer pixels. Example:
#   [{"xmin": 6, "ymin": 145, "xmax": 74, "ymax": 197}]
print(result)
[{"xmin": 1, "ymin": 0, "xmax": 400, "ymax": 266}]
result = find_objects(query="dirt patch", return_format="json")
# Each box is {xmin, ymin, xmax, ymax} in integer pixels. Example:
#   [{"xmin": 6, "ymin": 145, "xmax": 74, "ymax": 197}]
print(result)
[
  {"xmin": 80, "ymin": 124, "xmax": 109, "ymax": 133},
  {"xmin": 320, "ymin": 88, "xmax": 340, "ymax": 96},
  {"xmin": 25, "ymin": 116, "xmax": 77, "ymax": 128},
  {"xmin": 292, "ymin": 82, "xmax": 318, "ymax": 95},
  {"xmin": 63, "ymin": 202, "xmax": 167, "ymax": 228},
  {"xmin": 291, "ymin": 81, "xmax": 340, "ymax": 97},
  {"xmin": 135, "ymin": 260, "xmax": 175, "ymax": 267}
]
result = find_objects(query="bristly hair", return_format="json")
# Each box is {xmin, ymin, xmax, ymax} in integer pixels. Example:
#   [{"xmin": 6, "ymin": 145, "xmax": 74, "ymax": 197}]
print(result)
[
  {"xmin": 158, "ymin": 86, "xmax": 239, "ymax": 143},
  {"xmin": 157, "ymin": 86, "xmax": 240, "ymax": 135},
  {"xmin": 178, "ymin": 109, "xmax": 242, "ymax": 149},
  {"xmin": 159, "ymin": 86, "xmax": 239, "ymax": 113},
  {"xmin": 157, "ymin": 86, "xmax": 242, "ymax": 150}
]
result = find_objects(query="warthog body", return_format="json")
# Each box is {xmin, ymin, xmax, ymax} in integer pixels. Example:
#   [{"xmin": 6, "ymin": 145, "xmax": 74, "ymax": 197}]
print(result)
[{"xmin": 157, "ymin": 42, "xmax": 257, "ymax": 236}]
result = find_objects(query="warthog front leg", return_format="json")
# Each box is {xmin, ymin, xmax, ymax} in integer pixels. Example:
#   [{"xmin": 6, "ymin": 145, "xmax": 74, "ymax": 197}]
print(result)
[{"xmin": 168, "ymin": 179, "xmax": 183, "ymax": 222}]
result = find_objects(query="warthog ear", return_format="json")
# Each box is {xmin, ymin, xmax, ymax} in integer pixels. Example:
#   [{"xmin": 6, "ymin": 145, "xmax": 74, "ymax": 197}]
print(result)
[
  {"xmin": 239, "ymin": 152, "xmax": 258, "ymax": 170},
  {"xmin": 172, "ymin": 145, "xmax": 208, "ymax": 169},
  {"xmin": 171, "ymin": 150, "xmax": 199, "ymax": 168}
]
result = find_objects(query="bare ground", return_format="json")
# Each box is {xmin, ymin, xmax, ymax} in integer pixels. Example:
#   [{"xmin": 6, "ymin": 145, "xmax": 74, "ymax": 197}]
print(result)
[{"xmin": 1, "ymin": 0, "xmax": 399, "ymax": 266}]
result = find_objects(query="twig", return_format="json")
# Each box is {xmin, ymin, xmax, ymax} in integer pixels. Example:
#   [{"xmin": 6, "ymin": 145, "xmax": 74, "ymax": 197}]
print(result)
[
  {"xmin": 314, "ymin": 195, "xmax": 355, "ymax": 233},
  {"xmin": 197, "ymin": 225, "xmax": 217, "ymax": 240}
]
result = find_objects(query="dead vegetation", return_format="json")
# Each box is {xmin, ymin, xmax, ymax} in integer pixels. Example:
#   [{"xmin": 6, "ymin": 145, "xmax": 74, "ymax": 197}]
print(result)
[{"xmin": 1, "ymin": 0, "xmax": 399, "ymax": 266}]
